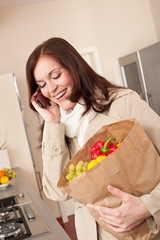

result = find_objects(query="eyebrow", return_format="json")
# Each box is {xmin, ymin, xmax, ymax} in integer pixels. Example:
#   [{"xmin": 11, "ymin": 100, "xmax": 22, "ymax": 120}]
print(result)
[
  {"xmin": 49, "ymin": 67, "xmax": 62, "ymax": 77},
  {"xmin": 35, "ymin": 67, "xmax": 62, "ymax": 82}
]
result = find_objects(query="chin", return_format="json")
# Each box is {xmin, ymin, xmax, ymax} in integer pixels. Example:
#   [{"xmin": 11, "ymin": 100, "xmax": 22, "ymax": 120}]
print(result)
[{"xmin": 60, "ymin": 101, "xmax": 76, "ymax": 110}]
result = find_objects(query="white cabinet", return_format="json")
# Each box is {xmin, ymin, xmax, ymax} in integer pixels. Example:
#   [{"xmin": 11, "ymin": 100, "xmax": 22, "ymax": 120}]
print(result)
[{"xmin": 0, "ymin": 73, "xmax": 39, "ymax": 192}]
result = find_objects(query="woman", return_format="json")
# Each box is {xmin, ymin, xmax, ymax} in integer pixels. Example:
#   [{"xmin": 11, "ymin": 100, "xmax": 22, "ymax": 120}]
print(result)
[{"xmin": 26, "ymin": 37, "xmax": 160, "ymax": 240}]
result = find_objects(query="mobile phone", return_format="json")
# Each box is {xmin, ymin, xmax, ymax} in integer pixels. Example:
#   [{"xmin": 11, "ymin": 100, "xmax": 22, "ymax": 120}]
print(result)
[{"xmin": 35, "ymin": 89, "xmax": 50, "ymax": 108}]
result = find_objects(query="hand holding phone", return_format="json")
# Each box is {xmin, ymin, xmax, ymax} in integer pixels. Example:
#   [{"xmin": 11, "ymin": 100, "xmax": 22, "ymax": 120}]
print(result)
[
  {"xmin": 32, "ymin": 89, "xmax": 60, "ymax": 123},
  {"xmin": 35, "ymin": 89, "xmax": 50, "ymax": 108}
]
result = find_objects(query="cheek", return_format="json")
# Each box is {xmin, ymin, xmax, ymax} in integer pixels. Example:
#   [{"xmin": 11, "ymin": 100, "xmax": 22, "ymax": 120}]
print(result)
[
  {"xmin": 64, "ymin": 72, "xmax": 74, "ymax": 86},
  {"xmin": 41, "ymin": 88, "xmax": 49, "ymax": 98},
  {"xmin": 67, "ymin": 78, "xmax": 74, "ymax": 89}
]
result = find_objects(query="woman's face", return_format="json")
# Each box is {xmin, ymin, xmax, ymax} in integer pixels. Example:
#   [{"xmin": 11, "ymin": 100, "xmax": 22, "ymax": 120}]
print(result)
[{"xmin": 34, "ymin": 55, "xmax": 76, "ymax": 110}]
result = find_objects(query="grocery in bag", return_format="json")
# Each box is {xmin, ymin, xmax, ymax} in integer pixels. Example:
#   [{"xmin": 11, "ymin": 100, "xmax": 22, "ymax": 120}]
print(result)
[{"xmin": 58, "ymin": 119, "xmax": 160, "ymax": 240}]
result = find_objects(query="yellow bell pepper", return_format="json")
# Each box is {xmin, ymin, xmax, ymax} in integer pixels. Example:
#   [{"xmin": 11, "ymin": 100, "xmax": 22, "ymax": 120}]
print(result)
[
  {"xmin": 87, "ymin": 155, "xmax": 106, "ymax": 170},
  {"xmin": 116, "ymin": 143, "xmax": 121, "ymax": 147}
]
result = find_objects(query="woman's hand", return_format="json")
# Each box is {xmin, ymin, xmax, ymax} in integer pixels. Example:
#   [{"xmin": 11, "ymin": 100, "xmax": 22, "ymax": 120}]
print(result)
[
  {"xmin": 31, "ymin": 92, "xmax": 60, "ymax": 123},
  {"xmin": 87, "ymin": 185, "xmax": 151, "ymax": 232}
]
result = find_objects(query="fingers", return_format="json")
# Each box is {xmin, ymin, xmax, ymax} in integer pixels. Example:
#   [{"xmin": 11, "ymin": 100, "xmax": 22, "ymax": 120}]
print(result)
[
  {"xmin": 31, "ymin": 92, "xmax": 38, "ymax": 105},
  {"xmin": 87, "ymin": 203, "xmax": 141, "ymax": 232},
  {"xmin": 87, "ymin": 203, "xmax": 116, "ymax": 216},
  {"xmin": 31, "ymin": 93, "xmax": 41, "ymax": 111},
  {"xmin": 86, "ymin": 204, "xmax": 105, "ymax": 212},
  {"xmin": 107, "ymin": 185, "xmax": 129, "ymax": 200},
  {"xmin": 87, "ymin": 186, "xmax": 148, "ymax": 233},
  {"xmin": 106, "ymin": 218, "xmax": 144, "ymax": 232},
  {"xmin": 106, "ymin": 224, "xmax": 128, "ymax": 233},
  {"xmin": 107, "ymin": 185, "xmax": 124, "ymax": 198},
  {"xmin": 86, "ymin": 185, "xmax": 126, "ymax": 215}
]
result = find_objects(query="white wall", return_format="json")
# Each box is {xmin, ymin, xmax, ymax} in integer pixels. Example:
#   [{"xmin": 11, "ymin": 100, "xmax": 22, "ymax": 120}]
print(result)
[
  {"xmin": 149, "ymin": 0, "xmax": 160, "ymax": 40},
  {"xmin": 0, "ymin": 0, "xmax": 158, "ymax": 148},
  {"xmin": 0, "ymin": 0, "xmax": 159, "ymax": 218}
]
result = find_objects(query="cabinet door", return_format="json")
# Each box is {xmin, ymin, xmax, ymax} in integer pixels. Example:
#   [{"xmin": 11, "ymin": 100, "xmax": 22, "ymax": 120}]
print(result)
[
  {"xmin": 119, "ymin": 52, "xmax": 147, "ymax": 101},
  {"xmin": 139, "ymin": 42, "xmax": 160, "ymax": 116},
  {"xmin": 33, "ymin": 144, "xmax": 62, "ymax": 219},
  {"xmin": 0, "ymin": 73, "xmax": 38, "ymax": 191}
]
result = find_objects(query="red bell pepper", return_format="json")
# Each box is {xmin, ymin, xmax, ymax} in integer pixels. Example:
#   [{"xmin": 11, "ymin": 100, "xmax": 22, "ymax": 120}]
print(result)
[{"xmin": 91, "ymin": 137, "xmax": 117, "ymax": 159}]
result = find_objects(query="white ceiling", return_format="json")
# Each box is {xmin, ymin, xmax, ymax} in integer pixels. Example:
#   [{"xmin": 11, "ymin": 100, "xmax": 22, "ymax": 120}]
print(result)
[{"xmin": 0, "ymin": 0, "xmax": 55, "ymax": 8}]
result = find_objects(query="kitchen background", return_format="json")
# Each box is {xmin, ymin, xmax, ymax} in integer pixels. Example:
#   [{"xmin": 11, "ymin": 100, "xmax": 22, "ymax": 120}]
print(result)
[{"xmin": 0, "ymin": 0, "xmax": 159, "ymax": 224}]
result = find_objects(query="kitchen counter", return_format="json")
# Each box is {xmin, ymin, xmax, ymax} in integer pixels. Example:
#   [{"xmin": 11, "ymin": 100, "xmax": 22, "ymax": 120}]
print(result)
[{"xmin": 0, "ymin": 167, "xmax": 71, "ymax": 240}]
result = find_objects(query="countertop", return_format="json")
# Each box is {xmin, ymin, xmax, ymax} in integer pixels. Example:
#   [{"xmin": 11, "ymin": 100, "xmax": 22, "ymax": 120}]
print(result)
[{"xmin": 0, "ymin": 167, "xmax": 71, "ymax": 240}]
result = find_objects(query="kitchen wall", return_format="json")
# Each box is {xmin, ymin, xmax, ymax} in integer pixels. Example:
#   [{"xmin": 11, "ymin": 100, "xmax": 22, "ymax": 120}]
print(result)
[
  {"xmin": 0, "ymin": 0, "xmax": 159, "ymax": 218},
  {"xmin": 149, "ymin": 0, "xmax": 160, "ymax": 40}
]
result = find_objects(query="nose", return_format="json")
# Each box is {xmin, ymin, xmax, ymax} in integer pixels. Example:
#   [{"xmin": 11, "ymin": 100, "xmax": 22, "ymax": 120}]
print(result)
[{"xmin": 47, "ymin": 80, "xmax": 57, "ymax": 96}]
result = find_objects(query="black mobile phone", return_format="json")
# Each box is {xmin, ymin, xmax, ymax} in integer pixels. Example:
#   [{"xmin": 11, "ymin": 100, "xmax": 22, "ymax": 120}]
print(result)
[{"xmin": 35, "ymin": 89, "xmax": 50, "ymax": 108}]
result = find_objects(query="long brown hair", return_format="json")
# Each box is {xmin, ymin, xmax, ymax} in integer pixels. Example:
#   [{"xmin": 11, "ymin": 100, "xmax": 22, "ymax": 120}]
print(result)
[{"xmin": 26, "ymin": 37, "xmax": 122, "ymax": 115}]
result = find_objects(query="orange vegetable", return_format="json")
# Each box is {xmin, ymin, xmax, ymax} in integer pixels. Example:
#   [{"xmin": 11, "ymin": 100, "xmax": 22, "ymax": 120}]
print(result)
[{"xmin": 0, "ymin": 170, "xmax": 5, "ymax": 178}]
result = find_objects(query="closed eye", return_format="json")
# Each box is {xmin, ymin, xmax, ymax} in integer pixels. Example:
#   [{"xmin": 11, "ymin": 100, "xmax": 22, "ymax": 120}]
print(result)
[
  {"xmin": 39, "ymin": 82, "xmax": 46, "ymax": 88},
  {"xmin": 52, "ymin": 72, "xmax": 61, "ymax": 79}
]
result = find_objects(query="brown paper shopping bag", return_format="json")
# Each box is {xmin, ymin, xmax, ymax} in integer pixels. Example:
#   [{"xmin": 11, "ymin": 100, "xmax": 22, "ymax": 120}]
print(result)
[{"xmin": 57, "ymin": 119, "xmax": 160, "ymax": 239}]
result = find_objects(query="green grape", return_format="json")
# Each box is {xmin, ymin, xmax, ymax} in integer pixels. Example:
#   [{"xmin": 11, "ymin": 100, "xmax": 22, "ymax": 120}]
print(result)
[
  {"xmin": 68, "ymin": 170, "xmax": 75, "ymax": 175},
  {"xmin": 82, "ymin": 162, "xmax": 88, "ymax": 172},
  {"xmin": 76, "ymin": 160, "xmax": 84, "ymax": 171},
  {"xmin": 2, "ymin": 168, "xmax": 17, "ymax": 179},
  {"xmin": 72, "ymin": 174, "xmax": 77, "ymax": 179},
  {"xmin": 66, "ymin": 160, "xmax": 88, "ymax": 181},
  {"xmin": 66, "ymin": 172, "xmax": 74, "ymax": 181},
  {"xmin": 76, "ymin": 170, "xmax": 82, "ymax": 176},
  {"xmin": 69, "ymin": 164, "xmax": 75, "ymax": 172}
]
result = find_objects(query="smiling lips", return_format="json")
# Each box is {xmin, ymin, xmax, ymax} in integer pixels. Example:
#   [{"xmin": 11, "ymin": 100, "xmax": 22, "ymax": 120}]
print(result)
[{"xmin": 55, "ymin": 89, "xmax": 67, "ymax": 100}]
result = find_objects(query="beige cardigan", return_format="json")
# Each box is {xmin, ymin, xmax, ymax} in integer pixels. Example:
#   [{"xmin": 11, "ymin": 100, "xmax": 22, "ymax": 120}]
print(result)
[{"xmin": 42, "ymin": 89, "xmax": 160, "ymax": 240}]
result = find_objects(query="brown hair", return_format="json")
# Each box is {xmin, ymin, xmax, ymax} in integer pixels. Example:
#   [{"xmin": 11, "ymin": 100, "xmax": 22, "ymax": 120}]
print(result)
[{"xmin": 26, "ymin": 37, "xmax": 123, "ymax": 115}]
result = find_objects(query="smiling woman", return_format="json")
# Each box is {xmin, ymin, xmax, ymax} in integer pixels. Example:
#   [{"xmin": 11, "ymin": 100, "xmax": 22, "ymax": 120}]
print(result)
[
  {"xmin": 33, "ymin": 56, "xmax": 76, "ymax": 111},
  {"xmin": 26, "ymin": 37, "xmax": 160, "ymax": 240}
]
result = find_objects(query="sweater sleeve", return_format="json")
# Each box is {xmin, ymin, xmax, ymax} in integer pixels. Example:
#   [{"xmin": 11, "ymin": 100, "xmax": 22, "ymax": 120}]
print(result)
[
  {"xmin": 110, "ymin": 90, "xmax": 160, "ymax": 154},
  {"xmin": 42, "ymin": 122, "xmax": 70, "ymax": 201},
  {"xmin": 122, "ymin": 91, "xmax": 160, "ymax": 233},
  {"xmin": 140, "ymin": 183, "xmax": 160, "ymax": 234},
  {"xmin": 124, "ymin": 91, "xmax": 160, "ymax": 154},
  {"xmin": 109, "ymin": 90, "xmax": 160, "ymax": 233}
]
